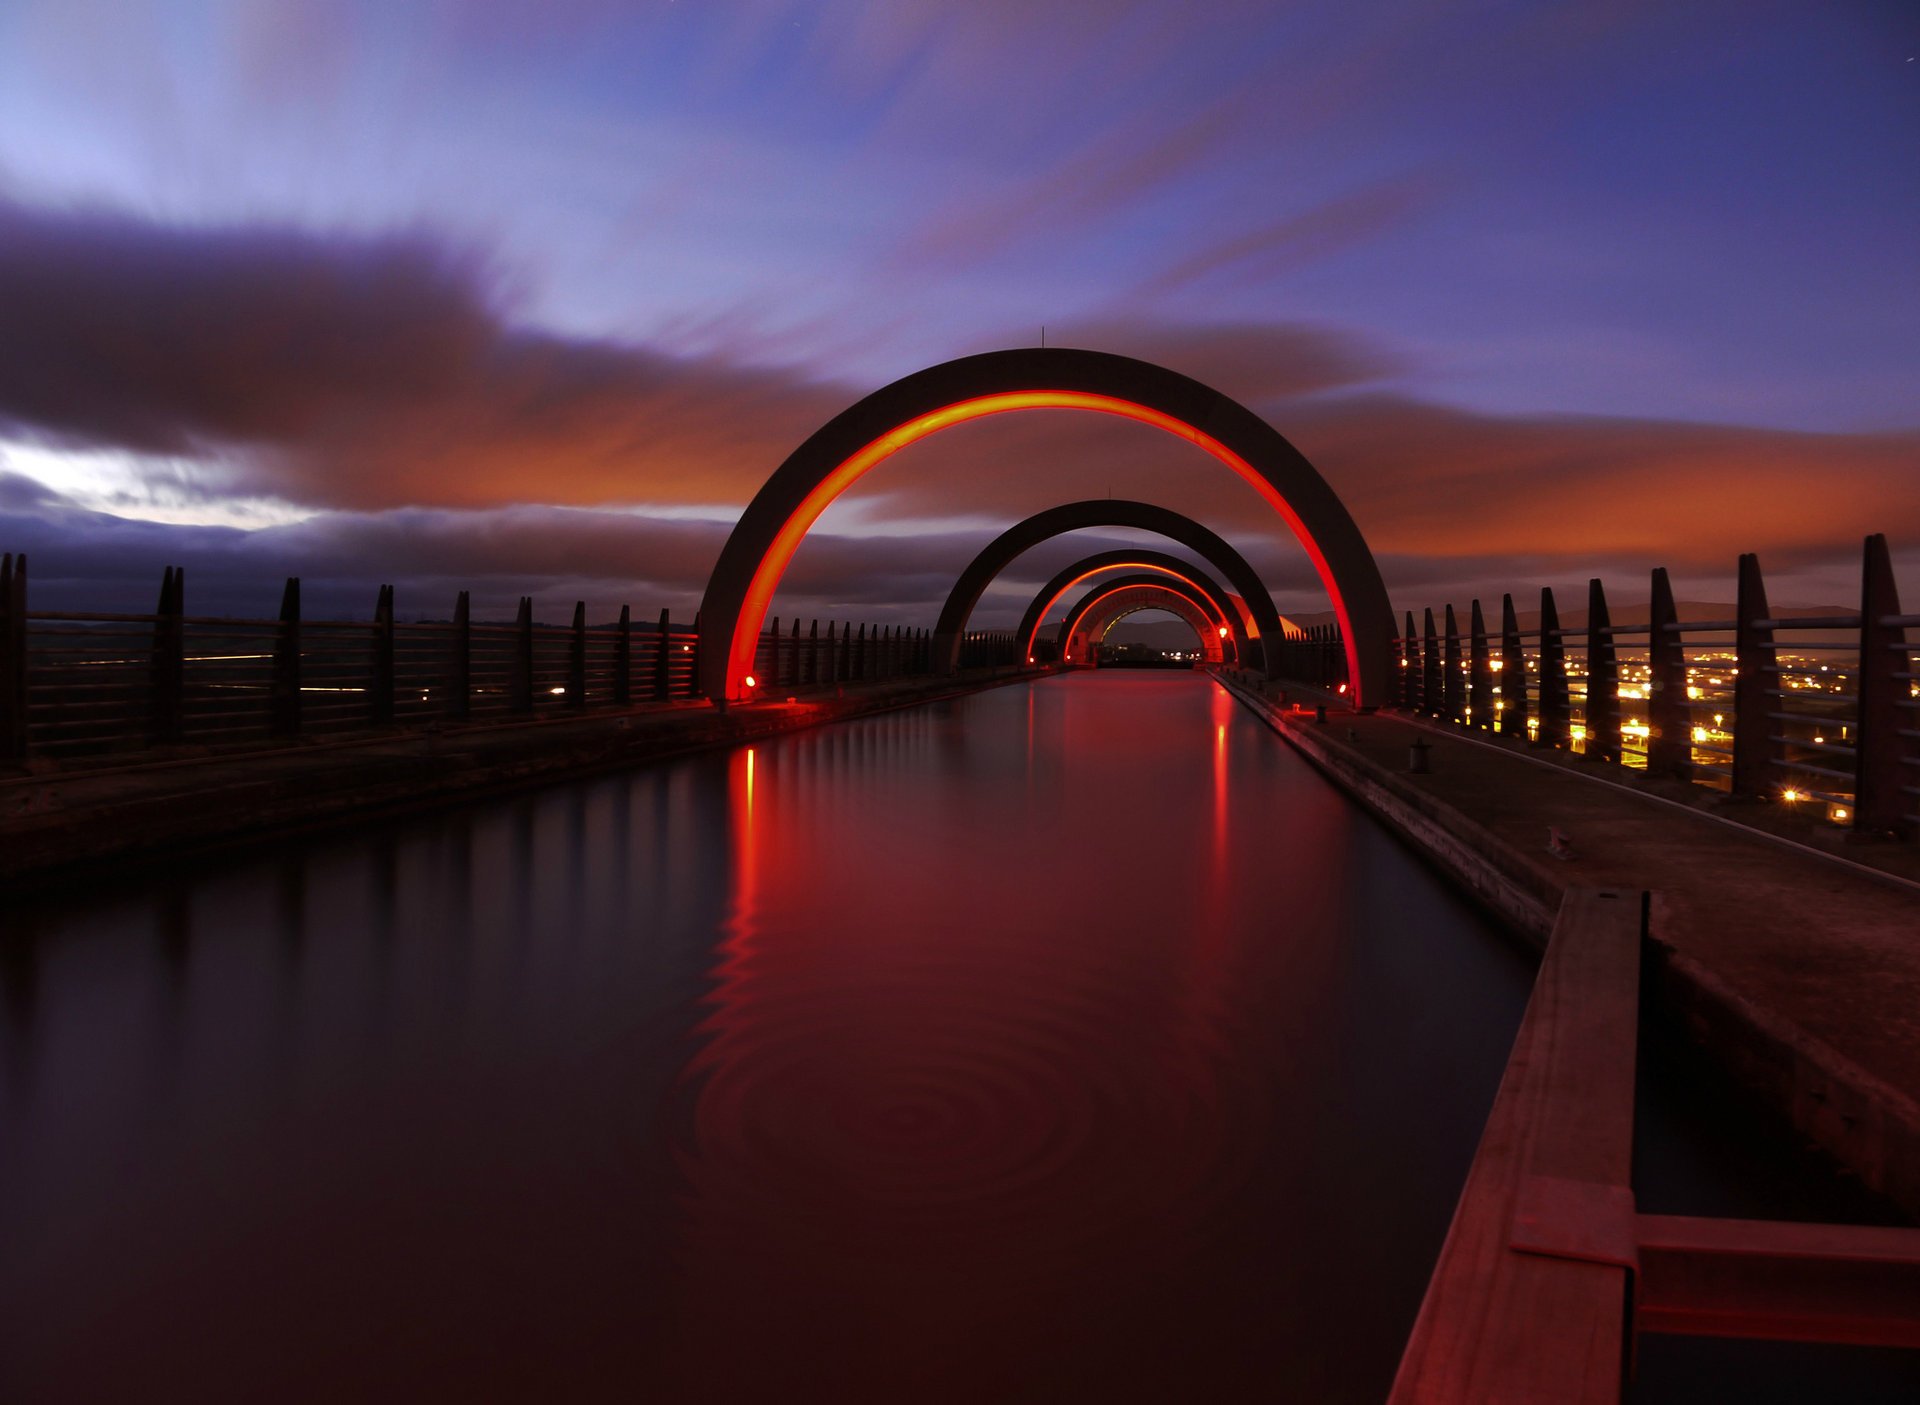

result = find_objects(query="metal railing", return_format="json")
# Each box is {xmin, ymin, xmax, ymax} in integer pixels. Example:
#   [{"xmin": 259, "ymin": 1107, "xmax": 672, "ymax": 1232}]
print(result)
[
  {"xmin": 1390, "ymin": 534, "xmax": 1917, "ymax": 836},
  {"xmin": 0, "ymin": 556, "xmax": 954, "ymax": 768}
]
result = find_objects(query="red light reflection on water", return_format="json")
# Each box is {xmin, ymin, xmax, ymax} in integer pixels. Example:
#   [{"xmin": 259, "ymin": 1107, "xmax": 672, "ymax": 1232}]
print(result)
[{"xmin": 661, "ymin": 678, "xmax": 1272, "ymax": 1400}]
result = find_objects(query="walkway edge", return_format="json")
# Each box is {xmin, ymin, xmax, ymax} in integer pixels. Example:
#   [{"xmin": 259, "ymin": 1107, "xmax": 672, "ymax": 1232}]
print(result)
[
  {"xmin": 1215, "ymin": 673, "xmax": 1920, "ymax": 1218},
  {"xmin": 2, "ymin": 669, "xmax": 1050, "ymax": 895}
]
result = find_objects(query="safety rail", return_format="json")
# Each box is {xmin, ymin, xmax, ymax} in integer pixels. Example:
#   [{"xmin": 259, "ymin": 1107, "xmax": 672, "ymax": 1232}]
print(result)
[
  {"xmin": 1389, "ymin": 535, "xmax": 1917, "ymax": 837},
  {"xmin": 1392, "ymin": 887, "xmax": 1920, "ymax": 1401},
  {"xmin": 0, "ymin": 555, "xmax": 946, "ymax": 768}
]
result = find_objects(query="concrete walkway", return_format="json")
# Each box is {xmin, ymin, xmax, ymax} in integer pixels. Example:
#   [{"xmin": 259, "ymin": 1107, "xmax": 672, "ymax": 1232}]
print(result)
[
  {"xmin": 1, "ymin": 668, "xmax": 1047, "ymax": 891},
  {"xmin": 1219, "ymin": 674, "xmax": 1920, "ymax": 1218}
]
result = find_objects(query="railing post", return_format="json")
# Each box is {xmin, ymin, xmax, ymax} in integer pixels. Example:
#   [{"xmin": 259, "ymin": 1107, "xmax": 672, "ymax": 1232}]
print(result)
[
  {"xmin": 149, "ymin": 565, "xmax": 184, "ymax": 747},
  {"xmin": 1, "ymin": 553, "xmax": 27, "ymax": 764},
  {"xmin": 568, "ymin": 601, "xmax": 587, "ymax": 709},
  {"xmin": 1444, "ymin": 604, "xmax": 1465, "ymax": 723},
  {"xmin": 1854, "ymin": 533, "xmax": 1911, "ymax": 834},
  {"xmin": 450, "ymin": 590, "xmax": 471, "ymax": 723},
  {"xmin": 511, "ymin": 596, "xmax": 534, "ymax": 714},
  {"xmin": 1731, "ymin": 553, "xmax": 1778, "ymax": 798},
  {"xmin": 370, "ymin": 584, "xmax": 395, "ymax": 726},
  {"xmin": 1469, "ymin": 600, "xmax": 1492, "ymax": 730},
  {"xmin": 789, "ymin": 617, "xmax": 801, "ymax": 687},
  {"xmin": 1646, "ymin": 567, "xmax": 1690, "ymax": 778},
  {"xmin": 271, "ymin": 576, "xmax": 302, "ymax": 740},
  {"xmin": 1586, "ymin": 578, "xmax": 1620, "ymax": 763},
  {"xmin": 1500, "ymin": 593, "xmax": 1527, "ymax": 738},
  {"xmin": 824, "ymin": 621, "xmax": 837, "ymax": 685},
  {"xmin": 766, "ymin": 616, "xmax": 779, "ymax": 690},
  {"xmin": 1421, "ymin": 608, "xmax": 1441, "ymax": 717},
  {"xmin": 654, "ymin": 609, "xmax": 671, "ymax": 701},
  {"xmin": 1537, "ymin": 587, "xmax": 1571, "ymax": 748},
  {"xmin": 840, "ymin": 620, "xmax": 851, "ymax": 681},
  {"xmin": 855, "ymin": 623, "xmax": 867, "ymax": 681},
  {"xmin": 1401, "ymin": 610, "xmax": 1418, "ymax": 710},
  {"xmin": 614, "ymin": 605, "xmax": 631, "ymax": 706},
  {"xmin": 807, "ymin": 619, "xmax": 820, "ymax": 686}
]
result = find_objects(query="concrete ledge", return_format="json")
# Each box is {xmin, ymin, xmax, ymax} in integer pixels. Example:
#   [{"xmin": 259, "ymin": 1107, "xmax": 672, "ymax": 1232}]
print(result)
[
  {"xmin": 1216, "ymin": 671, "xmax": 1920, "ymax": 1219},
  {"xmin": 2, "ymin": 667, "xmax": 1053, "ymax": 892}
]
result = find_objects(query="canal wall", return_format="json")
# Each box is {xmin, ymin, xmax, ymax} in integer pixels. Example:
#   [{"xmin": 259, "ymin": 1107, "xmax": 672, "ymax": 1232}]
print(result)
[
  {"xmin": 0, "ymin": 667, "xmax": 1052, "ymax": 892},
  {"xmin": 1217, "ymin": 670, "xmax": 1920, "ymax": 1220}
]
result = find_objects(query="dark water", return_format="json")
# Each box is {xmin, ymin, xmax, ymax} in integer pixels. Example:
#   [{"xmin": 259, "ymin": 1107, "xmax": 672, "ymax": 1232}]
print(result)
[{"xmin": 1, "ymin": 672, "xmax": 1910, "ymax": 1401}]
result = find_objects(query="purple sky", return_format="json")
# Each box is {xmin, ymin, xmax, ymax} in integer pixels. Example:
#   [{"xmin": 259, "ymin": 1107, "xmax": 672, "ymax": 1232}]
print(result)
[{"xmin": 1, "ymin": 1, "xmax": 1915, "ymax": 626}]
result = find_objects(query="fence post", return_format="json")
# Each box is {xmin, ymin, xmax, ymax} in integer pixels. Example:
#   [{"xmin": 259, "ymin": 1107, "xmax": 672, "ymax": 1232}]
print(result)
[
  {"xmin": 855, "ymin": 623, "xmax": 867, "ymax": 681},
  {"xmin": 654, "ymin": 609, "xmax": 671, "ymax": 701},
  {"xmin": 1, "ymin": 553, "xmax": 26, "ymax": 763},
  {"xmin": 823, "ymin": 621, "xmax": 837, "ymax": 685},
  {"xmin": 150, "ymin": 565, "xmax": 184, "ymax": 746},
  {"xmin": 1400, "ymin": 611, "xmax": 1417, "ymax": 710},
  {"xmin": 1500, "ymin": 593, "xmax": 1527, "ymax": 738},
  {"xmin": 511, "ymin": 596, "xmax": 534, "ymax": 714},
  {"xmin": 1537, "ymin": 587, "xmax": 1571, "ymax": 748},
  {"xmin": 1586, "ymin": 578, "xmax": 1619, "ymax": 763},
  {"xmin": 614, "ymin": 605, "xmax": 631, "ymax": 706},
  {"xmin": 1444, "ymin": 604, "xmax": 1465, "ymax": 722},
  {"xmin": 369, "ymin": 584, "xmax": 395, "ymax": 726},
  {"xmin": 568, "ymin": 601, "xmax": 587, "ymax": 709},
  {"xmin": 807, "ymin": 619, "xmax": 819, "ymax": 685},
  {"xmin": 271, "ymin": 576, "xmax": 302, "ymax": 740},
  {"xmin": 1646, "ymin": 567, "xmax": 1690, "ymax": 778},
  {"xmin": 1469, "ymin": 600, "xmax": 1492, "ymax": 730},
  {"xmin": 1854, "ymin": 533, "xmax": 1911, "ymax": 834},
  {"xmin": 450, "ymin": 590, "xmax": 471, "ymax": 723},
  {"xmin": 1421, "ymin": 609, "xmax": 1441, "ymax": 716},
  {"xmin": 1731, "ymin": 554, "xmax": 1778, "ymax": 798}
]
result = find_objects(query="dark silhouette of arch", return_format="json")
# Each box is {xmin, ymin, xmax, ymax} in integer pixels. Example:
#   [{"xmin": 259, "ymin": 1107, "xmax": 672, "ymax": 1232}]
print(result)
[
  {"xmin": 929, "ymin": 498, "xmax": 1292, "ymax": 679},
  {"xmin": 695, "ymin": 347, "xmax": 1395, "ymax": 706},
  {"xmin": 1011, "ymin": 549, "xmax": 1246, "ymax": 665},
  {"xmin": 1057, "ymin": 577, "xmax": 1223, "ymax": 664}
]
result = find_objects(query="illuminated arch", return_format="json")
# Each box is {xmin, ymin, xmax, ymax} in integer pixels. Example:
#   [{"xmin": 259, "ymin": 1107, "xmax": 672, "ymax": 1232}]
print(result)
[
  {"xmin": 695, "ymin": 348, "xmax": 1395, "ymax": 706},
  {"xmin": 929, "ymin": 499, "xmax": 1295, "ymax": 678},
  {"xmin": 1010, "ymin": 549, "xmax": 1247, "ymax": 666},
  {"xmin": 1058, "ymin": 578, "xmax": 1223, "ymax": 664}
]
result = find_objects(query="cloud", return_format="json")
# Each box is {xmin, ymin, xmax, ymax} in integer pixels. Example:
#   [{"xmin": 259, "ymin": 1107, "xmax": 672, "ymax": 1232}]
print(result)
[
  {"xmin": 1134, "ymin": 176, "xmax": 1439, "ymax": 297},
  {"xmin": 1, "ymin": 197, "xmax": 1913, "ymax": 623},
  {"xmin": 0, "ymin": 197, "xmax": 858, "ymax": 511}
]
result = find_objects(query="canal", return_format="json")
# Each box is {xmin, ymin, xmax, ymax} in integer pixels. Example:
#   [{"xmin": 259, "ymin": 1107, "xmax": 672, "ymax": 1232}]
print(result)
[{"xmin": 1, "ymin": 671, "xmax": 1912, "ymax": 1400}]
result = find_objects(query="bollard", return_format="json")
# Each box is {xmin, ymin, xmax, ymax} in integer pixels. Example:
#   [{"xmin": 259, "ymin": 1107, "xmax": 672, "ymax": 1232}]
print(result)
[
  {"xmin": 1409, "ymin": 736, "xmax": 1431, "ymax": 774},
  {"xmin": 1315, "ymin": 704, "xmax": 1327, "ymax": 724}
]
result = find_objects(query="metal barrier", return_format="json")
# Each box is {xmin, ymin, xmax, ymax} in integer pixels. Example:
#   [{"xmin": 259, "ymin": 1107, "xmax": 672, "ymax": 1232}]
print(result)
[
  {"xmin": 0, "ymin": 555, "xmax": 935, "ymax": 767},
  {"xmin": 1389, "ymin": 535, "xmax": 1917, "ymax": 837}
]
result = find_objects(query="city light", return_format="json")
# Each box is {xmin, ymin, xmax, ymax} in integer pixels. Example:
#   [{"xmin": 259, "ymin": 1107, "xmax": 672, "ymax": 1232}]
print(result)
[{"xmin": 744, "ymin": 674, "xmax": 757, "ymax": 689}]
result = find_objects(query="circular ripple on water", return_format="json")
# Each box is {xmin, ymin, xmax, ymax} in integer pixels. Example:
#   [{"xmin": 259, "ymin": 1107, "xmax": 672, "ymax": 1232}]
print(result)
[{"xmin": 670, "ymin": 919, "xmax": 1272, "ymax": 1290}]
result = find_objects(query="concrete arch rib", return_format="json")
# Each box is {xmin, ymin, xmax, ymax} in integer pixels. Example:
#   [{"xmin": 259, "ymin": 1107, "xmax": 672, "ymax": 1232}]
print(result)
[
  {"xmin": 932, "ymin": 499, "xmax": 1292, "ymax": 678},
  {"xmin": 1057, "ymin": 578, "xmax": 1222, "ymax": 664},
  {"xmin": 694, "ymin": 347, "xmax": 1395, "ymax": 707},
  {"xmin": 1009, "ymin": 548, "xmax": 1245, "ymax": 666}
]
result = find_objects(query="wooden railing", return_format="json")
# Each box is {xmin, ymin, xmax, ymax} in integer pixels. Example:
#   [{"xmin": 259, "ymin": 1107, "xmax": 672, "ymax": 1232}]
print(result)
[
  {"xmin": 1392, "ymin": 888, "xmax": 1920, "ymax": 1401},
  {"xmin": 1391, "ymin": 534, "xmax": 1918, "ymax": 837},
  {"xmin": 0, "ymin": 556, "xmax": 984, "ymax": 767}
]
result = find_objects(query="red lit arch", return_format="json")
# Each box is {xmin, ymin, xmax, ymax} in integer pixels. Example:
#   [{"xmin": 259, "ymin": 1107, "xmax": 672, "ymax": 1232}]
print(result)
[
  {"xmin": 696, "ymin": 348, "xmax": 1395, "ymax": 706},
  {"xmin": 1058, "ymin": 578, "xmax": 1224, "ymax": 665},
  {"xmin": 1012, "ymin": 552, "xmax": 1242, "ymax": 664}
]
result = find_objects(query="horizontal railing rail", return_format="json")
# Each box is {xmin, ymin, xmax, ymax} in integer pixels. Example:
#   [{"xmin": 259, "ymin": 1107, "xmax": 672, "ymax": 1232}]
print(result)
[{"xmin": 0, "ymin": 555, "xmax": 978, "ymax": 770}]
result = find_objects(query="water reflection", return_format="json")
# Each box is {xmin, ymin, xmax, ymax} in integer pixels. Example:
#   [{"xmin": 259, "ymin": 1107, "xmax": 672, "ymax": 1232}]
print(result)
[{"xmin": 0, "ymin": 673, "xmax": 1541, "ymax": 1402}]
